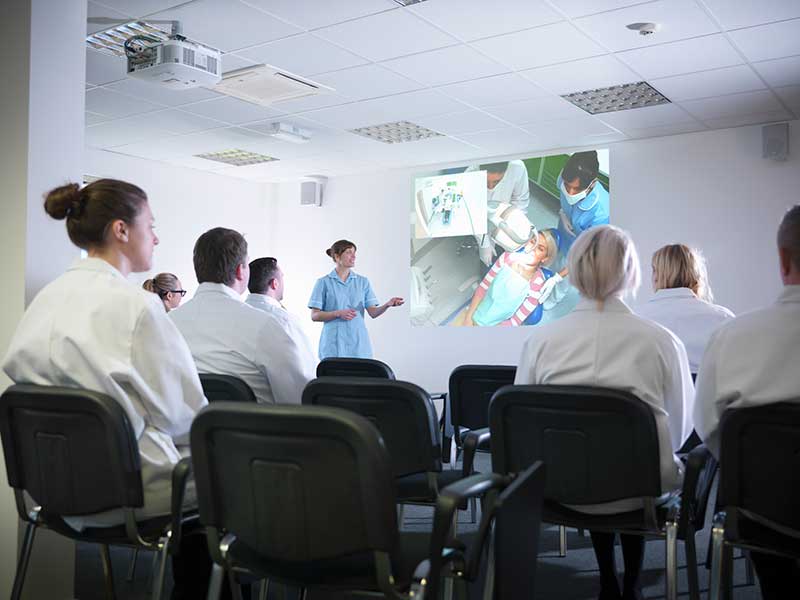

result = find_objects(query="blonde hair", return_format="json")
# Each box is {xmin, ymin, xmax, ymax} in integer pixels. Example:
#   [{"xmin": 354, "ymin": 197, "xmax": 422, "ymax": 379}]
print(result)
[
  {"xmin": 142, "ymin": 273, "xmax": 179, "ymax": 299},
  {"xmin": 652, "ymin": 244, "xmax": 713, "ymax": 302},
  {"xmin": 536, "ymin": 229, "xmax": 558, "ymax": 268},
  {"xmin": 568, "ymin": 225, "xmax": 640, "ymax": 302}
]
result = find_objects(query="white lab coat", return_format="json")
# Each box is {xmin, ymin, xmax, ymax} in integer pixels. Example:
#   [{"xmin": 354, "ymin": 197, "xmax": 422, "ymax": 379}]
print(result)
[
  {"xmin": 515, "ymin": 297, "xmax": 694, "ymax": 513},
  {"xmin": 170, "ymin": 283, "xmax": 316, "ymax": 405},
  {"xmin": 637, "ymin": 288, "xmax": 735, "ymax": 373},
  {"xmin": 694, "ymin": 285, "xmax": 800, "ymax": 458},
  {"xmin": 2, "ymin": 258, "xmax": 207, "ymax": 529}
]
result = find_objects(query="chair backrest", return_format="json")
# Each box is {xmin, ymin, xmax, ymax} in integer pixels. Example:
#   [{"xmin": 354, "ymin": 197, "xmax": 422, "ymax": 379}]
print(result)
[
  {"xmin": 490, "ymin": 385, "xmax": 662, "ymax": 504},
  {"xmin": 190, "ymin": 403, "xmax": 397, "ymax": 563},
  {"xmin": 316, "ymin": 357, "xmax": 395, "ymax": 380},
  {"xmin": 303, "ymin": 377, "xmax": 441, "ymax": 477},
  {"xmin": 718, "ymin": 402, "xmax": 800, "ymax": 534},
  {"xmin": 0, "ymin": 384, "xmax": 143, "ymax": 516},
  {"xmin": 199, "ymin": 373, "xmax": 257, "ymax": 403},
  {"xmin": 449, "ymin": 365, "xmax": 516, "ymax": 438}
]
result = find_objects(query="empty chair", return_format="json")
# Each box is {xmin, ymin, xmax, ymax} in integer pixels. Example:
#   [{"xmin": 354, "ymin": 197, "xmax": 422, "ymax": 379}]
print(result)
[
  {"xmin": 709, "ymin": 403, "xmax": 800, "ymax": 600},
  {"xmin": 0, "ymin": 384, "xmax": 194, "ymax": 600},
  {"xmin": 199, "ymin": 373, "xmax": 257, "ymax": 403},
  {"xmin": 490, "ymin": 384, "xmax": 717, "ymax": 600},
  {"xmin": 189, "ymin": 402, "xmax": 543, "ymax": 600},
  {"xmin": 316, "ymin": 356, "xmax": 396, "ymax": 379}
]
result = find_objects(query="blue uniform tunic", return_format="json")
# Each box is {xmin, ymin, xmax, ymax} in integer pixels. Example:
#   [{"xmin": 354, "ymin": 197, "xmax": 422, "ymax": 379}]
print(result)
[
  {"xmin": 556, "ymin": 174, "xmax": 610, "ymax": 255},
  {"xmin": 308, "ymin": 270, "xmax": 379, "ymax": 360}
]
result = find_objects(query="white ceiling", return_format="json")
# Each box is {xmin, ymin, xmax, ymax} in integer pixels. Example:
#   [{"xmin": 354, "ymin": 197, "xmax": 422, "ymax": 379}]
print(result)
[{"xmin": 85, "ymin": 0, "xmax": 800, "ymax": 182}]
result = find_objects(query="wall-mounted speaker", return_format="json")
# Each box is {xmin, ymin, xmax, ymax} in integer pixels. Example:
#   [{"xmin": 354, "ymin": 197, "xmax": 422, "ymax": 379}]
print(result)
[
  {"xmin": 762, "ymin": 122, "xmax": 789, "ymax": 161},
  {"xmin": 300, "ymin": 180, "xmax": 323, "ymax": 206}
]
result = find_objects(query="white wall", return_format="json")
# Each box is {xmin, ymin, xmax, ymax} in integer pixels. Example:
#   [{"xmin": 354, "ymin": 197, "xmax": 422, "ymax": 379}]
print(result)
[
  {"xmin": 85, "ymin": 149, "xmax": 271, "ymax": 296},
  {"xmin": 271, "ymin": 121, "xmax": 800, "ymax": 393}
]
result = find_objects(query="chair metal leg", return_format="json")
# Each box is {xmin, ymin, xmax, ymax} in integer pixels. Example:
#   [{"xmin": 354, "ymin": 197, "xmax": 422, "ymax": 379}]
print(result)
[
  {"xmin": 228, "ymin": 571, "xmax": 244, "ymax": 600},
  {"xmin": 684, "ymin": 527, "xmax": 700, "ymax": 600},
  {"xmin": 299, "ymin": 587, "xmax": 308, "ymax": 600},
  {"xmin": 558, "ymin": 525, "xmax": 567, "ymax": 557},
  {"xmin": 665, "ymin": 520, "xmax": 678, "ymax": 600},
  {"xmin": 10, "ymin": 520, "xmax": 38, "ymax": 600},
  {"xmin": 744, "ymin": 550, "xmax": 755, "ymax": 585},
  {"xmin": 442, "ymin": 574, "xmax": 454, "ymax": 600},
  {"xmin": 258, "ymin": 579, "xmax": 270, "ymax": 600},
  {"xmin": 397, "ymin": 504, "xmax": 405, "ymax": 529},
  {"xmin": 481, "ymin": 528, "xmax": 496, "ymax": 600},
  {"xmin": 99, "ymin": 544, "xmax": 117, "ymax": 600},
  {"xmin": 147, "ymin": 549, "xmax": 159, "ymax": 592},
  {"xmin": 709, "ymin": 514, "xmax": 726, "ymax": 600},
  {"xmin": 470, "ymin": 497, "xmax": 477, "ymax": 524},
  {"xmin": 126, "ymin": 547, "xmax": 139, "ymax": 582},
  {"xmin": 206, "ymin": 563, "xmax": 224, "ymax": 600},
  {"xmin": 452, "ymin": 507, "xmax": 459, "ymax": 536},
  {"xmin": 152, "ymin": 536, "xmax": 171, "ymax": 600}
]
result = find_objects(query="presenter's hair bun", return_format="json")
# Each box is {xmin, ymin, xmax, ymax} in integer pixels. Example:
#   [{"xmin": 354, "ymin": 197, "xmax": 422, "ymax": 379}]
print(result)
[{"xmin": 44, "ymin": 183, "xmax": 82, "ymax": 220}]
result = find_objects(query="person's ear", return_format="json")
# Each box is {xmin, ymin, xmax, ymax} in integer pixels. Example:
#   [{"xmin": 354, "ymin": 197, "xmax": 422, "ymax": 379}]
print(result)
[
  {"xmin": 778, "ymin": 247, "xmax": 792, "ymax": 279},
  {"xmin": 109, "ymin": 219, "xmax": 128, "ymax": 243}
]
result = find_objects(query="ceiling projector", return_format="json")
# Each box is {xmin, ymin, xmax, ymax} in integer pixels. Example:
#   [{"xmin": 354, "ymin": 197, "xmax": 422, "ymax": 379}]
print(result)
[{"xmin": 127, "ymin": 37, "xmax": 221, "ymax": 89}]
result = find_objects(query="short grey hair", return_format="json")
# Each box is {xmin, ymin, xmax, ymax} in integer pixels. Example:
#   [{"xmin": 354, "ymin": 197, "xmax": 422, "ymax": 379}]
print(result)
[
  {"xmin": 777, "ymin": 205, "xmax": 800, "ymax": 271},
  {"xmin": 567, "ymin": 225, "xmax": 641, "ymax": 301}
]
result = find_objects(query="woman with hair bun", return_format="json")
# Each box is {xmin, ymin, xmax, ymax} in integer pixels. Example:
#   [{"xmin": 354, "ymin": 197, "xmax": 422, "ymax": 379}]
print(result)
[
  {"xmin": 2, "ymin": 179, "xmax": 213, "ymax": 599},
  {"xmin": 143, "ymin": 272, "xmax": 186, "ymax": 312},
  {"xmin": 308, "ymin": 239, "xmax": 404, "ymax": 359}
]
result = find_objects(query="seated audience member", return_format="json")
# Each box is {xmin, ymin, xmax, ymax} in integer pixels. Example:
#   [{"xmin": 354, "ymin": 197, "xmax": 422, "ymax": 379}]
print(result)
[
  {"xmin": 170, "ymin": 228, "xmax": 315, "ymax": 404},
  {"xmin": 2, "ymin": 179, "xmax": 212, "ymax": 599},
  {"xmin": 694, "ymin": 206, "xmax": 800, "ymax": 599},
  {"xmin": 142, "ymin": 272, "xmax": 186, "ymax": 312},
  {"xmin": 637, "ymin": 244, "xmax": 734, "ymax": 372},
  {"xmin": 515, "ymin": 225, "xmax": 694, "ymax": 600}
]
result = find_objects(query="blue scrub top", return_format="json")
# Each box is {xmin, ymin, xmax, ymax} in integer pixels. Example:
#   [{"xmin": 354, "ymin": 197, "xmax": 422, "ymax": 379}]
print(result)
[
  {"xmin": 556, "ymin": 174, "xmax": 610, "ymax": 254},
  {"xmin": 308, "ymin": 270, "xmax": 379, "ymax": 360}
]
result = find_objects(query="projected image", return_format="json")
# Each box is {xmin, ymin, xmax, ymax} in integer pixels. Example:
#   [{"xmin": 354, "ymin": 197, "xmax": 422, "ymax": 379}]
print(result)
[
  {"xmin": 410, "ymin": 150, "xmax": 610, "ymax": 327},
  {"xmin": 414, "ymin": 171, "xmax": 488, "ymax": 239}
]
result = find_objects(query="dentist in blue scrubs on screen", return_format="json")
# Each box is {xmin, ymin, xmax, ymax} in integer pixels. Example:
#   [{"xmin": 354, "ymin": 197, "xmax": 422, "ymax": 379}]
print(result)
[{"xmin": 309, "ymin": 239, "xmax": 404, "ymax": 360}]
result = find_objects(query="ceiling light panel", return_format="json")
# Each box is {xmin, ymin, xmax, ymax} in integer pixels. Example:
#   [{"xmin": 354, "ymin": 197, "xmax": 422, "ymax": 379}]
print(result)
[
  {"xmin": 562, "ymin": 81, "xmax": 671, "ymax": 115},
  {"xmin": 195, "ymin": 149, "xmax": 278, "ymax": 166},
  {"xmin": 348, "ymin": 120, "xmax": 444, "ymax": 144}
]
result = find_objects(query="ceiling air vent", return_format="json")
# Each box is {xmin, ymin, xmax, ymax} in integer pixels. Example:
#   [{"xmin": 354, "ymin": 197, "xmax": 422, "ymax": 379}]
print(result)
[
  {"xmin": 195, "ymin": 149, "xmax": 278, "ymax": 166},
  {"xmin": 214, "ymin": 64, "xmax": 334, "ymax": 107},
  {"xmin": 562, "ymin": 81, "xmax": 670, "ymax": 115},
  {"xmin": 349, "ymin": 120, "xmax": 444, "ymax": 144}
]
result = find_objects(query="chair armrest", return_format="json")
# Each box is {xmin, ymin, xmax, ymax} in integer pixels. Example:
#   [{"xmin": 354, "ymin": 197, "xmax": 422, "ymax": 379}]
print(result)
[
  {"xmin": 169, "ymin": 456, "xmax": 193, "ymax": 555},
  {"xmin": 430, "ymin": 392, "xmax": 446, "ymax": 401},
  {"xmin": 461, "ymin": 427, "xmax": 491, "ymax": 478},
  {"xmin": 677, "ymin": 444, "xmax": 718, "ymax": 538}
]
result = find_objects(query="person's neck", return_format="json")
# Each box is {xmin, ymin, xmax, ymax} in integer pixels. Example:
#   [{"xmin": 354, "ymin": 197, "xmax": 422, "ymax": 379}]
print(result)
[
  {"xmin": 88, "ymin": 246, "xmax": 131, "ymax": 277},
  {"xmin": 336, "ymin": 266, "xmax": 350, "ymax": 281},
  {"xmin": 265, "ymin": 290, "xmax": 281, "ymax": 301},
  {"xmin": 784, "ymin": 272, "xmax": 800, "ymax": 286}
]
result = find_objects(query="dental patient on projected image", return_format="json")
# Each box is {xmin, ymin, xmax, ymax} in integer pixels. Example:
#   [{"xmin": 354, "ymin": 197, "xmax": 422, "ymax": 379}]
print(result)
[{"xmin": 453, "ymin": 228, "xmax": 558, "ymax": 327}]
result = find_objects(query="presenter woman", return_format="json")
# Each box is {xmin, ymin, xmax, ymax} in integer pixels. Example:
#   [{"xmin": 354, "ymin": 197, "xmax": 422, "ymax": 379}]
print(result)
[
  {"xmin": 2, "ymin": 179, "xmax": 217, "ymax": 599},
  {"xmin": 142, "ymin": 272, "xmax": 186, "ymax": 312},
  {"xmin": 309, "ymin": 239, "xmax": 404, "ymax": 359},
  {"xmin": 515, "ymin": 225, "xmax": 693, "ymax": 600}
]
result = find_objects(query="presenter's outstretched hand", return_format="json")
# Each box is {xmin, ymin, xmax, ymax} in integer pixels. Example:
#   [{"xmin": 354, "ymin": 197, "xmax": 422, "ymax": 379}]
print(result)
[
  {"xmin": 386, "ymin": 297, "xmax": 405, "ymax": 307},
  {"xmin": 338, "ymin": 308, "xmax": 357, "ymax": 321}
]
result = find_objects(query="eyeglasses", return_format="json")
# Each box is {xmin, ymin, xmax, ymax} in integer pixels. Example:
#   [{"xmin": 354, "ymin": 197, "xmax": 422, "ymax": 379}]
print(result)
[{"xmin": 170, "ymin": 290, "xmax": 187, "ymax": 297}]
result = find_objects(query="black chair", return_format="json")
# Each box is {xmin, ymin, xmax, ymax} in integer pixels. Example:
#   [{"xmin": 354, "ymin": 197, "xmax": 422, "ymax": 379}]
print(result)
[
  {"xmin": 0, "ymin": 384, "xmax": 193, "ymax": 600},
  {"xmin": 709, "ymin": 402, "xmax": 800, "ymax": 600},
  {"xmin": 489, "ymin": 384, "xmax": 718, "ymax": 600},
  {"xmin": 189, "ymin": 402, "xmax": 545, "ymax": 600},
  {"xmin": 317, "ymin": 357, "xmax": 396, "ymax": 379},
  {"xmin": 302, "ymin": 377, "xmax": 478, "ymax": 527},
  {"xmin": 199, "ymin": 373, "xmax": 257, "ymax": 403}
]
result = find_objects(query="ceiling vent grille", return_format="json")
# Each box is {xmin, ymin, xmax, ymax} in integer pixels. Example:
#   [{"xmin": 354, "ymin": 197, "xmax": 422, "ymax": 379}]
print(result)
[
  {"xmin": 214, "ymin": 64, "xmax": 334, "ymax": 106},
  {"xmin": 349, "ymin": 120, "xmax": 444, "ymax": 144},
  {"xmin": 562, "ymin": 81, "xmax": 670, "ymax": 115},
  {"xmin": 195, "ymin": 149, "xmax": 278, "ymax": 166}
]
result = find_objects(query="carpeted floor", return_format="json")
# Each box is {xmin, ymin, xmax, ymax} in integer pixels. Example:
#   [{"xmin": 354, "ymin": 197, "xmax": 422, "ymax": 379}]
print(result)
[{"xmin": 74, "ymin": 454, "xmax": 763, "ymax": 599}]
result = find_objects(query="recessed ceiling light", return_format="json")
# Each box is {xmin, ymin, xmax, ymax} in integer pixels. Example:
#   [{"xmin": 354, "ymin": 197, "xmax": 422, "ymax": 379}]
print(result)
[
  {"xmin": 195, "ymin": 149, "xmax": 278, "ymax": 166},
  {"xmin": 86, "ymin": 21, "xmax": 171, "ymax": 56},
  {"xmin": 349, "ymin": 120, "xmax": 443, "ymax": 144},
  {"xmin": 561, "ymin": 82, "xmax": 670, "ymax": 115}
]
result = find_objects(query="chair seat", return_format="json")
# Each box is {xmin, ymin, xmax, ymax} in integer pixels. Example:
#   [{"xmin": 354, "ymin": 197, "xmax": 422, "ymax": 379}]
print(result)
[
  {"xmin": 396, "ymin": 470, "xmax": 465, "ymax": 503},
  {"xmin": 43, "ymin": 511, "xmax": 200, "ymax": 545},
  {"xmin": 543, "ymin": 498, "xmax": 677, "ymax": 536},
  {"xmin": 728, "ymin": 513, "xmax": 800, "ymax": 560},
  {"xmin": 226, "ymin": 530, "xmax": 432, "ymax": 591}
]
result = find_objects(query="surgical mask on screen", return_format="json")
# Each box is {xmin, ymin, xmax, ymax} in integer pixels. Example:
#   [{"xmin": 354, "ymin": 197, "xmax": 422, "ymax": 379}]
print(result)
[{"xmin": 560, "ymin": 179, "xmax": 595, "ymax": 205}]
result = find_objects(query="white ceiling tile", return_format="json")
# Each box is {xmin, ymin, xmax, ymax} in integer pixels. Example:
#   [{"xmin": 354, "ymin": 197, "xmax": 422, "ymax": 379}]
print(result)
[
  {"xmin": 472, "ymin": 22, "xmax": 605, "ymax": 71},
  {"xmin": 621, "ymin": 121, "xmax": 707, "ymax": 139},
  {"xmin": 240, "ymin": 122, "xmax": 366, "ymax": 159},
  {"xmin": 163, "ymin": 156, "xmax": 230, "ymax": 172},
  {"xmin": 142, "ymin": 109, "xmax": 228, "ymax": 134},
  {"xmin": 313, "ymin": 64, "xmax": 422, "ymax": 101},
  {"xmin": 728, "ymin": 19, "xmax": 800, "ymax": 63},
  {"xmin": 456, "ymin": 127, "xmax": 541, "ymax": 156},
  {"xmin": 519, "ymin": 116, "xmax": 619, "ymax": 138},
  {"xmin": 148, "ymin": 0, "xmax": 301, "ymax": 53},
  {"xmin": 104, "ymin": 77, "xmax": 222, "ymax": 107},
  {"xmin": 483, "ymin": 97, "xmax": 588, "ymax": 126},
  {"xmin": 86, "ymin": 109, "xmax": 225, "ymax": 148},
  {"xmin": 550, "ymin": 0, "xmax": 654, "ymax": 19},
  {"xmin": 574, "ymin": 0, "xmax": 720, "ymax": 52},
  {"xmin": 701, "ymin": 0, "xmax": 800, "ymax": 30},
  {"xmin": 408, "ymin": 0, "xmax": 562, "ymax": 42},
  {"xmin": 594, "ymin": 103, "xmax": 697, "ymax": 129},
  {"xmin": 521, "ymin": 55, "xmax": 640, "ymax": 95},
  {"xmin": 774, "ymin": 85, "xmax": 800, "ymax": 110},
  {"xmin": 752, "ymin": 56, "xmax": 800, "ymax": 88},
  {"xmin": 651, "ymin": 65, "xmax": 765, "ymax": 102},
  {"xmin": 180, "ymin": 96, "xmax": 286, "ymax": 124},
  {"xmin": 315, "ymin": 9, "xmax": 457, "ymax": 62},
  {"xmin": 236, "ymin": 34, "xmax": 368, "ymax": 77},
  {"xmin": 174, "ymin": 127, "xmax": 275, "ymax": 157},
  {"xmin": 86, "ymin": 48, "xmax": 126, "ymax": 86},
  {"xmin": 381, "ymin": 45, "xmax": 508, "ymax": 86},
  {"xmin": 616, "ymin": 34, "xmax": 743, "ymax": 79},
  {"xmin": 86, "ymin": 111, "xmax": 110, "ymax": 126},
  {"xmin": 87, "ymin": 1, "xmax": 133, "ymax": 34},
  {"xmin": 436, "ymin": 73, "xmax": 549, "ymax": 108},
  {"xmin": 703, "ymin": 109, "xmax": 794, "ymax": 129},
  {"xmin": 364, "ymin": 135, "xmax": 481, "ymax": 167},
  {"xmin": 414, "ymin": 110, "xmax": 513, "ymax": 135},
  {"xmin": 680, "ymin": 89, "xmax": 784, "ymax": 119},
  {"xmin": 89, "ymin": 0, "xmax": 188, "ymax": 18},
  {"xmin": 269, "ymin": 92, "xmax": 352, "ymax": 114},
  {"xmin": 241, "ymin": 0, "xmax": 397, "ymax": 30},
  {"xmin": 85, "ymin": 87, "xmax": 163, "ymax": 118},
  {"xmin": 221, "ymin": 53, "xmax": 260, "ymax": 74}
]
